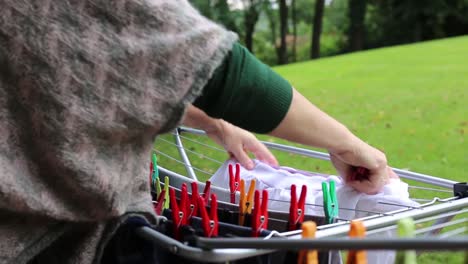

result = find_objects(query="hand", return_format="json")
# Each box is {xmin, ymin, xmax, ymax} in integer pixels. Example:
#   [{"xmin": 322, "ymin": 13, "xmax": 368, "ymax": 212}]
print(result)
[
  {"xmin": 206, "ymin": 120, "xmax": 278, "ymax": 170},
  {"xmin": 329, "ymin": 137, "xmax": 389, "ymax": 194}
]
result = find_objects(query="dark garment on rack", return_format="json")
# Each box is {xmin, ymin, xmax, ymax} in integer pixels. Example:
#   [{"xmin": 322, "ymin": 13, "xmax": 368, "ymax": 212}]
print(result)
[
  {"xmin": 101, "ymin": 217, "xmax": 158, "ymax": 264},
  {"xmin": 102, "ymin": 215, "xmax": 342, "ymax": 264},
  {"xmin": 101, "ymin": 216, "xmax": 275, "ymax": 264}
]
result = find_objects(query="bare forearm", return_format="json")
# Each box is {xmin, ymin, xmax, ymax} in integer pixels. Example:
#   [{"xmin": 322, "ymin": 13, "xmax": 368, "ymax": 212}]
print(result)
[
  {"xmin": 182, "ymin": 104, "xmax": 223, "ymax": 134},
  {"xmin": 269, "ymin": 88, "xmax": 357, "ymax": 153},
  {"xmin": 182, "ymin": 104, "xmax": 278, "ymax": 168}
]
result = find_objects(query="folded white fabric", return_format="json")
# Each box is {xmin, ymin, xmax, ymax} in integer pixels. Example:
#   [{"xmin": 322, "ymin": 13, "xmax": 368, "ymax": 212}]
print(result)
[{"xmin": 209, "ymin": 159, "xmax": 420, "ymax": 264}]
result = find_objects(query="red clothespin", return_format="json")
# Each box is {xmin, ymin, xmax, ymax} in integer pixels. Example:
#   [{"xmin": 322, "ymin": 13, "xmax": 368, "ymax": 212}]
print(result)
[
  {"xmin": 349, "ymin": 167, "xmax": 370, "ymax": 182},
  {"xmin": 229, "ymin": 163, "xmax": 241, "ymax": 204},
  {"xmin": 198, "ymin": 193, "xmax": 219, "ymax": 237},
  {"xmin": 153, "ymin": 189, "xmax": 166, "ymax": 215},
  {"xmin": 188, "ymin": 181, "xmax": 212, "ymax": 219},
  {"xmin": 201, "ymin": 181, "xmax": 211, "ymax": 204},
  {"xmin": 149, "ymin": 161, "xmax": 153, "ymax": 187},
  {"xmin": 189, "ymin": 182, "xmax": 200, "ymax": 218},
  {"xmin": 347, "ymin": 220, "xmax": 367, "ymax": 264},
  {"xmin": 289, "ymin": 184, "xmax": 307, "ymax": 231},
  {"xmin": 169, "ymin": 185, "xmax": 189, "ymax": 240},
  {"xmin": 251, "ymin": 190, "xmax": 269, "ymax": 237}
]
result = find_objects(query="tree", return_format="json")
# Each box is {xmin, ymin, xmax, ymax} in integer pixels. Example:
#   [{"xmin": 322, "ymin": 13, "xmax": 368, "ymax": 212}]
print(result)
[
  {"xmin": 213, "ymin": 0, "xmax": 240, "ymax": 34},
  {"xmin": 190, "ymin": 0, "xmax": 241, "ymax": 36},
  {"xmin": 242, "ymin": 0, "xmax": 262, "ymax": 53},
  {"xmin": 291, "ymin": 0, "xmax": 298, "ymax": 61},
  {"xmin": 311, "ymin": 0, "xmax": 325, "ymax": 59},
  {"xmin": 348, "ymin": 0, "xmax": 367, "ymax": 51},
  {"xmin": 278, "ymin": 0, "xmax": 289, "ymax": 64}
]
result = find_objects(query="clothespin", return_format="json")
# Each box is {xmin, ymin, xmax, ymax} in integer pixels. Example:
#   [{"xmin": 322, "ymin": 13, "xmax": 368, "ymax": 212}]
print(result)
[
  {"xmin": 395, "ymin": 218, "xmax": 417, "ymax": 264},
  {"xmin": 322, "ymin": 180, "xmax": 338, "ymax": 224},
  {"xmin": 149, "ymin": 161, "xmax": 154, "ymax": 188},
  {"xmin": 201, "ymin": 181, "xmax": 212, "ymax": 204},
  {"xmin": 187, "ymin": 181, "xmax": 212, "ymax": 219},
  {"xmin": 153, "ymin": 189, "xmax": 166, "ymax": 215},
  {"xmin": 251, "ymin": 190, "xmax": 269, "ymax": 237},
  {"xmin": 163, "ymin": 176, "xmax": 170, "ymax": 209},
  {"xmin": 151, "ymin": 153, "xmax": 169, "ymax": 209},
  {"xmin": 169, "ymin": 185, "xmax": 189, "ymax": 239},
  {"xmin": 239, "ymin": 179, "xmax": 256, "ymax": 226},
  {"xmin": 297, "ymin": 221, "xmax": 318, "ymax": 264},
  {"xmin": 347, "ymin": 220, "xmax": 367, "ymax": 264},
  {"xmin": 189, "ymin": 182, "xmax": 200, "ymax": 218},
  {"xmin": 155, "ymin": 176, "xmax": 170, "ymax": 209},
  {"xmin": 198, "ymin": 193, "xmax": 219, "ymax": 237},
  {"xmin": 229, "ymin": 163, "xmax": 241, "ymax": 204},
  {"xmin": 289, "ymin": 184, "xmax": 307, "ymax": 231},
  {"xmin": 155, "ymin": 177, "xmax": 162, "ymax": 199},
  {"xmin": 349, "ymin": 167, "xmax": 370, "ymax": 182},
  {"xmin": 151, "ymin": 153, "xmax": 159, "ymax": 188}
]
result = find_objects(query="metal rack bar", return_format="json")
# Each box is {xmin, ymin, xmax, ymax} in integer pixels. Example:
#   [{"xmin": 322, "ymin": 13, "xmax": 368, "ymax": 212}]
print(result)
[
  {"xmin": 136, "ymin": 226, "xmax": 275, "ymax": 263},
  {"xmin": 195, "ymin": 236, "xmax": 468, "ymax": 251},
  {"xmin": 173, "ymin": 128, "xmax": 198, "ymax": 180},
  {"xmin": 311, "ymin": 197, "xmax": 468, "ymax": 238}
]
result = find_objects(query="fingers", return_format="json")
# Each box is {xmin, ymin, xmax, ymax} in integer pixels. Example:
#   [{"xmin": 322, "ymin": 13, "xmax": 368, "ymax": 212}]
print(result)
[
  {"xmin": 229, "ymin": 146, "xmax": 254, "ymax": 170},
  {"xmin": 206, "ymin": 119, "xmax": 279, "ymax": 170},
  {"xmin": 387, "ymin": 166, "xmax": 399, "ymax": 179},
  {"xmin": 330, "ymin": 145, "xmax": 389, "ymax": 194},
  {"xmin": 248, "ymin": 139, "xmax": 279, "ymax": 167}
]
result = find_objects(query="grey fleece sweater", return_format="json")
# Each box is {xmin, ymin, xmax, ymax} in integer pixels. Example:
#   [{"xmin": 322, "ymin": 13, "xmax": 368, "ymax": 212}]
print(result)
[{"xmin": 0, "ymin": 0, "xmax": 237, "ymax": 263}]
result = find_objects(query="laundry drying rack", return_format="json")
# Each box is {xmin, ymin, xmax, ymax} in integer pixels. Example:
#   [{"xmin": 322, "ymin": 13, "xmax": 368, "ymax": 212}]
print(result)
[{"xmin": 136, "ymin": 126, "xmax": 468, "ymax": 263}]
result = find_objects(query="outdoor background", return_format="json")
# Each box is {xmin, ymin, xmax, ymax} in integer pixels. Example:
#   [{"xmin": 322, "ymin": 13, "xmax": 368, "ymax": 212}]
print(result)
[{"xmin": 155, "ymin": 1, "xmax": 467, "ymax": 263}]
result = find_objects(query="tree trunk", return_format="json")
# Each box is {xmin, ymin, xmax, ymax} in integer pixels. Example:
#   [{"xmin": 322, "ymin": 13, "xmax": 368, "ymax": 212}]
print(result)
[
  {"xmin": 291, "ymin": 0, "xmax": 297, "ymax": 62},
  {"xmin": 244, "ymin": 1, "xmax": 260, "ymax": 53},
  {"xmin": 310, "ymin": 0, "xmax": 325, "ymax": 59},
  {"xmin": 264, "ymin": 1, "xmax": 280, "ymax": 62},
  {"xmin": 278, "ymin": 0, "xmax": 288, "ymax": 64},
  {"xmin": 348, "ymin": 0, "xmax": 367, "ymax": 51}
]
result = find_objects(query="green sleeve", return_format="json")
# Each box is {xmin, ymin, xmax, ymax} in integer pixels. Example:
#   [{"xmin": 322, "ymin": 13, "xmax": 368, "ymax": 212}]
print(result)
[{"xmin": 193, "ymin": 43, "xmax": 292, "ymax": 134}]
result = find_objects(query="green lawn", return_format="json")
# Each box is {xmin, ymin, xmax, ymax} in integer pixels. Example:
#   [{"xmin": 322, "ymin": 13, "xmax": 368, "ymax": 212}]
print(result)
[
  {"xmin": 273, "ymin": 36, "xmax": 467, "ymax": 180},
  {"xmin": 155, "ymin": 36, "xmax": 468, "ymax": 263}
]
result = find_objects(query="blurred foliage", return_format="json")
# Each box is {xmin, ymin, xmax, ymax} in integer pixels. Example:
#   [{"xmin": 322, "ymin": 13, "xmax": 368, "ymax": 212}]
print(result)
[{"xmin": 189, "ymin": 0, "xmax": 468, "ymax": 66}]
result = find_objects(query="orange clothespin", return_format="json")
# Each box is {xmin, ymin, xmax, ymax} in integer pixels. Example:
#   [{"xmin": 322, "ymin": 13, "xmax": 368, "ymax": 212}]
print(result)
[
  {"xmin": 297, "ymin": 221, "xmax": 318, "ymax": 264},
  {"xmin": 239, "ymin": 179, "xmax": 256, "ymax": 226},
  {"xmin": 347, "ymin": 220, "xmax": 367, "ymax": 264}
]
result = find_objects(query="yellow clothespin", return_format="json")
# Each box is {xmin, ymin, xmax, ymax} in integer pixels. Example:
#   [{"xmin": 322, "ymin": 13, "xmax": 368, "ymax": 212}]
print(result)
[
  {"xmin": 395, "ymin": 218, "xmax": 417, "ymax": 264},
  {"xmin": 347, "ymin": 220, "xmax": 367, "ymax": 264},
  {"xmin": 163, "ymin": 176, "xmax": 170, "ymax": 209},
  {"xmin": 297, "ymin": 221, "xmax": 318, "ymax": 264},
  {"xmin": 239, "ymin": 179, "xmax": 256, "ymax": 226}
]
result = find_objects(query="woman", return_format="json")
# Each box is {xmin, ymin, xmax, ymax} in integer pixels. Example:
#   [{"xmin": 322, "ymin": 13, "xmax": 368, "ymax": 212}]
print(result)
[{"xmin": 0, "ymin": 0, "xmax": 388, "ymax": 263}]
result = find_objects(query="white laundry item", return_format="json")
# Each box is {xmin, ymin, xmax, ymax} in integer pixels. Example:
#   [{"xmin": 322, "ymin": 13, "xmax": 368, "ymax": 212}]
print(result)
[{"xmin": 209, "ymin": 159, "xmax": 420, "ymax": 264}]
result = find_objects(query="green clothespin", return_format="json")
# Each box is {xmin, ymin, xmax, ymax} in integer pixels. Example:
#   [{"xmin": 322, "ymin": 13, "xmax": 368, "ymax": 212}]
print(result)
[
  {"xmin": 151, "ymin": 153, "xmax": 170, "ymax": 209},
  {"xmin": 322, "ymin": 180, "xmax": 338, "ymax": 224},
  {"xmin": 395, "ymin": 218, "xmax": 417, "ymax": 264},
  {"xmin": 151, "ymin": 153, "xmax": 159, "ymax": 189}
]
